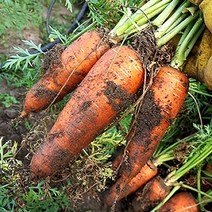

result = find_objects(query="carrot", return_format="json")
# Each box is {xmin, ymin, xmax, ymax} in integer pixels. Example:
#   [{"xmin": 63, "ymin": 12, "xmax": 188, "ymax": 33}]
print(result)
[
  {"xmin": 105, "ymin": 160, "xmax": 158, "ymax": 206},
  {"xmin": 104, "ymin": 66, "xmax": 188, "ymax": 206},
  {"xmin": 132, "ymin": 176, "xmax": 171, "ymax": 212},
  {"xmin": 120, "ymin": 66, "xmax": 189, "ymax": 181},
  {"xmin": 30, "ymin": 46, "xmax": 144, "ymax": 178},
  {"xmin": 159, "ymin": 192, "xmax": 199, "ymax": 212},
  {"xmin": 20, "ymin": 30, "xmax": 110, "ymax": 117},
  {"xmin": 105, "ymin": 138, "xmax": 182, "ymax": 206},
  {"xmin": 135, "ymin": 138, "xmax": 212, "ymax": 212}
]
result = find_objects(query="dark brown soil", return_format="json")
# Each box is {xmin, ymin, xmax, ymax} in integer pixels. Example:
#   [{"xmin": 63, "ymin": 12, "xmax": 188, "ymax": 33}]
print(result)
[
  {"xmin": 133, "ymin": 89, "xmax": 162, "ymax": 144},
  {"xmin": 104, "ymin": 81, "xmax": 134, "ymax": 112},
  {"xmin": 42, "ymin": 43, "xmax": 65, "ymax": 70},
  {"xmin": 131, "ymin": 25, "xmax": 175, "ymax": 74}
]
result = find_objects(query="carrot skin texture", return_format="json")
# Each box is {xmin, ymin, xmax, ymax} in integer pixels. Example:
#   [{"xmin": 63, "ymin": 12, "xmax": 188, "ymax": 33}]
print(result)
[
  {"xmin": 30, "ymin": 46, "xmax": 144, "ymax": 178},
  {"xmin": 159, "ymin": 192, "xmax": 199, "ymax": 212},
  {"xmin": 21, "ymin": 30, "xmax": 110, "ymax": 117},
  {"xmin": 105, "ymin": 160, "xmax": 158, "ymax": 206},
  {"xmin": 121, "ymin": 66, "xmax": 189, "ymax": 180}
]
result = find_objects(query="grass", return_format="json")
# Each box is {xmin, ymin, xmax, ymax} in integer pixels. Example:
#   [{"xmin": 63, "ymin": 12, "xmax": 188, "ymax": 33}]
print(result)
[{"xmin": 0, "ymin": 0, "xmax": 212, "ymax": 211}]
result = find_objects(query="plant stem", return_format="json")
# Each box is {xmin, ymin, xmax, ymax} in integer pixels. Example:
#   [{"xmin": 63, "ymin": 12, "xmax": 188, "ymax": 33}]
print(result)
[
  {"xmin": 170, "ymin": 14, "xmax": 205, "ymax": 68},
  {"xmin": 197, "ymin": 167, "xmax": 204, "ymax": 211},
  {"xmin": 180, "ymin": 183, "xmax": 212, "ymax": 199},
  {"xmin": 68, "ymin": 22, "xmax": 96, "ymax": 44},
  {"xmin": 154, "ymin": 133, "xmax": 197, "ymax": 158},
  {"xmin": 109, "ymin": 0, "xmax": 171, "ymax": 38},
  {"xmin": 154, "ymin": 0, "xmax": 192, "ymax": 39},
  {"xmin": 111, "ymin": 8, "xmax": 132, "ymax": 33},
  {"xmin": 165, "ymin": 139, "xmax": 212, "ymax": 185},
  {"xmin": 0, "ymin": 137, "xmax": 3, "ymax": 169},
  {"xmin": 157, "ymin": 11, "xmax": 199, "ymax": 47},
  {"xmin": 124, "ymin": 4, "xmax": 168, "ymax": 35},
  {"xmin": 152, "ymin": 0, "xmax": 180, "ymax": 27}
]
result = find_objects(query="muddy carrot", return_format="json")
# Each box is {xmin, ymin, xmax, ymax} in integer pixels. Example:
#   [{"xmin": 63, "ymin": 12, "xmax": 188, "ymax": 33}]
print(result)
[
  {"xmin": 133, "ymin": 176, "xmax": 171, "ymax": 212},
  {"xmin": 105, "ymin": 160, "xmax": 158, "ymax": 206},
  {"xmin": 120, "ymin": 66, "xmax": 189, "ymax": 180},
  {"xmin": 30, "ymin": 46, "xmax": 144, "ymax": 178},
  {"xmin": 159, "ymin": 192, "xmax": 199, "ymax": 212},
  {"xmin": 20, "ymin": 30, "xmax": 110, "ymax": 117},
  {"xmin": 105, "ymin": 135, "xmax": 182, "ymax": 206}
]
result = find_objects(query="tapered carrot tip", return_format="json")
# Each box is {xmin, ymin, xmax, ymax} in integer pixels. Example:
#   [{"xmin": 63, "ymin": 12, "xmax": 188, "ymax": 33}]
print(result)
[
  {"xmin": 30, "ymin": 140, "xmax": 73, "ymax": 178},
  {"xmin": 20, "ymin": 110, "xmax": 28, "ymax": 118}
]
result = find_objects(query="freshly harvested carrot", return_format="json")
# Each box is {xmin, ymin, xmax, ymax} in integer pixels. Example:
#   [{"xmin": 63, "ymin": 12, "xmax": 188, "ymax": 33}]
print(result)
[
  {"xmin": 120, "ymin": 66, "xmax": 189, "ymax": 181},
  {"xmin": 20, "ymin": 30, "xmax": 110, "ymax": 117},
  {"xmin": 105, "ymin": 160, "xmax": 158, "ymax": 206},
  {"xmin": 159, "ymin": 192, "xmax": 199, "ymax": 212},
  {"xmin": 30, "ymin": 46, "xmax": 144, "ymax": 178},
  {"xmin": 133, "ymin": 176, "xmax": 171, "ymax": 212},
  {"xmin": 104, "ymin": 66, "xmax": 188, "ymax": 206}
]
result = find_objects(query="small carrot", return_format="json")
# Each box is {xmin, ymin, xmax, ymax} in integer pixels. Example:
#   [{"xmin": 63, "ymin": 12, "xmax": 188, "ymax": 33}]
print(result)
[
  {"xmin": 105, "ymin": 160, "xmax": 158, "ymax": 206},
  {"xmin": 105, "ymin": 138, "xmax": 182, "ymax": 206},
  {"xmin": 159, "ymin": 192, "xmax": 199, "ymax": 212},
  {"xmin": 20, "ymin": 30, "xmax": 110, "ymax": 117},
  {"xmin": 135, "ymin": 138, "xmax": 212, "ymax": 212},
  {"xmin": 132, "ymin": 176, "xmax": 171, "ymax": 212},
  {"xmin": 30, "ymin": 46, "xmax": 144, "ymax": 178}
]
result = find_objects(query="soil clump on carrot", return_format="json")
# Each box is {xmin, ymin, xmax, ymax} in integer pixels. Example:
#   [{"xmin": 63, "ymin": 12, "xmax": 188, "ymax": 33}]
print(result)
[
  {"xmin": 42, "ymin": 44, "xmax": 65, "ymax": 70},
  {"xmin": 132, "ymin": 26, "xmax": 175, "ymax": 71},
  {"xmin": 104, "ymin": 81, "xmax": 134, "ymax": 112},
  {"xmin": 119, "ymin": 90, "xmax": 162, "ymax": 176},
  {"xmin": 133, "ymin": 90, "xmax": 162, "ymax": 145}
]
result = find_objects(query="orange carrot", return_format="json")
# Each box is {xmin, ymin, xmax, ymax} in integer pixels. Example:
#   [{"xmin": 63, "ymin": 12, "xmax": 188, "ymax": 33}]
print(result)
[
  {"xmin": 120, "ymin": 66, "xmax": 188, "ymax": 180},
  {"xmin": 105, "ymin": 160, "xmax": 158, "ymax": 206},
  {"xmin": 30, "ymin": 46, "xmax": 144, "ymax": 178},
  {"xmin": 104, "ymin": 66, "xmax": 188, "ymax": 206},
  {"xmin": 159, "ymin": 192, "xmax": 199, "ymax": 212},
  {"xmin": 21, "ymin": 30, "xmax": 110, "ymax": 117},
  {"xmin": 132, "ymin": 176, "xmax": 171, "ymax": 212}
]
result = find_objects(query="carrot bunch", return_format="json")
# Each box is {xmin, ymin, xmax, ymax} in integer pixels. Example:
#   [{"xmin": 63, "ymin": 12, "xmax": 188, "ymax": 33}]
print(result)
[
  {"xmin": 106, "ymin": 124, "xmax": 212, "ymax": 211},
  {"xmin": 26, "ymin": 0, "xmax": 173, "ymax": 177},
  {"xmin": 26, "ymin": 4, "xmax": 209, "ymax": 212}
]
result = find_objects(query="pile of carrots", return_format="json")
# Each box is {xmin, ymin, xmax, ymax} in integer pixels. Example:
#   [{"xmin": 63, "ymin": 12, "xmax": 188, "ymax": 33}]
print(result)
[{"xmin": 20, "ymin": 0, "xmax": 211, "ymax": 210}]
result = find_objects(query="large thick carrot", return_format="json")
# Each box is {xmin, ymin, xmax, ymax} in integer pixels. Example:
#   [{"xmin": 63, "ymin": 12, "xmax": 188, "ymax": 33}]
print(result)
[
  {"xmin": 159, "ymin": 192, "xmax": 199, "ymax": 212},
  {"xmin": 121, "ymin": 66, "xmax": 188, "ymax": 180},
  {"xmin": 30, "ymin": 46, "xmax": 144, "ymax": 178},
  {"xmin": 21, "ymin": 30, "xmax": 110, "ymax": 117}
]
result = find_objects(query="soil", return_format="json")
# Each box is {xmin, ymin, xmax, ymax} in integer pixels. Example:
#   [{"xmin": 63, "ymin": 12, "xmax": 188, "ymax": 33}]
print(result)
[
  {"xmin": 42, "ymin": 44, "xmax": 65, "ymax": 70},
  {"xmin": 131, "ymin": 25, "xmax": 175, "ymax": 74},
  {"xmin": 104, "ymin": 81, "xmax": 134, "ymax": 112}
]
